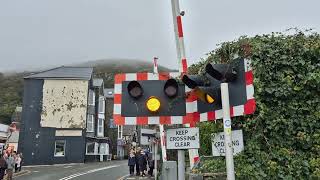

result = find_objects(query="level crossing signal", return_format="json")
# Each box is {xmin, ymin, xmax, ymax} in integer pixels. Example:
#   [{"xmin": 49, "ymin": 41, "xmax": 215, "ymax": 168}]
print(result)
[
  {"xmin": 182, "ymin": 58, "xmax": 248, "ymax": 113},
  {"xmin": 122, "ymin": 78, "xmax": 186, "ymax": 116},
  {"xmin": 113, "ymin": 58, "xmax": 255, "ymax": 125}
]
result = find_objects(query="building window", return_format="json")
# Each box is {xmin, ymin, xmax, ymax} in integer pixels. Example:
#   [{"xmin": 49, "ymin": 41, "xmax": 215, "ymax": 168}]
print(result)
[
  {"xmin": 99, "ymin": 143, "xmax": 109, "ymax": 155},
  {"xmin": 118, "ymin": 125, "xmax": 123, "ymax": 139},
  {"xmin": 89, "ymin": 90, "xmax": 95, "ymax": 105},
  {"xmin": 98, "ymin": 118, "xmax": 103, "ymax": 136},
  {"xmin": 87, "ymin": 115, "xmax": 94, "ymax": 132},
  {"xmin": 54, "ymin": 140, "xmax": 66, "ymax": 157},
  {"xmin": 98, "ymin": 97, "xmax": 105, "ymax": 113},
  {"xmin": 86, "ymin": 142, "xmax": 98, "ymax": 155}
]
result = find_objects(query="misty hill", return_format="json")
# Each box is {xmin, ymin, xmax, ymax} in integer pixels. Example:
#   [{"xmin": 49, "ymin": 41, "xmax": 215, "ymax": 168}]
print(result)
[
  {"xmin": 0, "ymin": 59, "xmax": 174, "ymax": 124},
  {"xmin": 80, "ymin": 59, "xmax": 174, "ymax": 87}
]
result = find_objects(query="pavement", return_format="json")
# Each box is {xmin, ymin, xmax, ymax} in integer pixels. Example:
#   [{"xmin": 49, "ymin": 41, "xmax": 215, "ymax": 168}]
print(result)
[{"xmin": 14, "ymin": 160, "xmax": 130, "ymax": 180}]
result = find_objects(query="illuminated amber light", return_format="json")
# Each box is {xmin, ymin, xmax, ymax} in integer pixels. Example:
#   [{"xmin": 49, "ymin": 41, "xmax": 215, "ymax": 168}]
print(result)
[
  {"xmin": 206, "ymin": 94, "xmax": 215, "ymax": 104},
  {"xmin": 146, "ymin": 96, "xmax": 161, "ymax": 112}
]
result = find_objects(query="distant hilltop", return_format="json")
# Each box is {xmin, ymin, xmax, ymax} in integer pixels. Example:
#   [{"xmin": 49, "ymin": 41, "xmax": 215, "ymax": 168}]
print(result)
[
  {"xmin": 74, "ymin": 58, "xmax": 174, "ymax": 73},
  {"xmin": 80, "ymin": 59, "xmax": 176, "ymax": 87}
]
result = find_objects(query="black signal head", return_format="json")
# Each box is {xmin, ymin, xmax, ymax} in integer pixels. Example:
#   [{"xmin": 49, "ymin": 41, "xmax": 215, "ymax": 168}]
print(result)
[
  {"xmin": 127, "ymin": 81, "xmax": 143, "ymax": 99},
  {"xmin": 164, "ymin": 79, "xmax": 178, "ymax": 98}
]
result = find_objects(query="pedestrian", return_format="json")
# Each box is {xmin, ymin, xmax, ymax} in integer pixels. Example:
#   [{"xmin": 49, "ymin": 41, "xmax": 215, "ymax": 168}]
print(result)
[
  {"xmin": 127, "ymin": 149, "xmax": 136, "ymax": 176},
  {"xmin": 147, "ymin": 155, "xmax": 154, "ymax": 177},
  {"xmin": 0, "ymin": 154, "xmax": 7, "ymax": 180},
  {"xmin": 138, "ymin": 150, "xmax": 147, "ymax": 177},
  {"xmin": 18, "ymin": 153, "xmax": 23, "ymax": 171},
  {"xmin": 5, "ymin": 152, "xmax": 15, "ymax": 180},
  {"xmin": 135, "ymin": 147, "xmax": 141, "ymax": 176},
  {"xmin": 15, "ymin": 154, "xmax": 21, "ymax": 173}
]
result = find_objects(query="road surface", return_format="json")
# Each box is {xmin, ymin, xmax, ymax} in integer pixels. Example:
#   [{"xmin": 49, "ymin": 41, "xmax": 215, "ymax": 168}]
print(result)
[{"xmin": 15, "ymin": 160, "xmax": 130, "ymax": 180}]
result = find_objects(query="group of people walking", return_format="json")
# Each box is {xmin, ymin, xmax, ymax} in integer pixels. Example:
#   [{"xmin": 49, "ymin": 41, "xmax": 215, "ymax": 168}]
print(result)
[
  {"xmin": 0, "ymin": 150, "xmax": 23, "ymax": 180},
  {"xmin": 128, "ymin": 147, "xmax": 154, "ymax": 177}
]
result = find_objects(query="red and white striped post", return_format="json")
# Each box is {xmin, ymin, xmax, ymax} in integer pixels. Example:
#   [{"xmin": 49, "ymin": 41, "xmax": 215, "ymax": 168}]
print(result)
[
  {"xmin": 153, "ymin": 57, "xmax": 168, "ymax": 162},
  {"xmin": 153, "ymin": 57, "xmax": 159, "ymax": 74},
  {"xmin": 171, "ymin": 0, "xmax": 188, "ymax": 74},
  {"xmin": 170, "ymin": 0, "xmax": 199, "ymax": 179}
]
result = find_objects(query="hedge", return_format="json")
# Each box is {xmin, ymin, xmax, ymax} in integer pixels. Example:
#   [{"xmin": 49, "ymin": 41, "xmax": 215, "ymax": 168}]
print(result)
[{"xmin": 191, "ymin": 29, "xmax": 320, "ymax": 179}]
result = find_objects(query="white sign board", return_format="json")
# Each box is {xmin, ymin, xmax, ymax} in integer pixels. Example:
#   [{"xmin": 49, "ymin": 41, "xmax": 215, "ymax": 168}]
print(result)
[
  {"xmin": 211, "ymin": 129, "xmax": 244, "ymax": 156},
  {"xmin": 140, "ymin": 129, "xmax": 156, "ymax": 145},
  {"xmin": 166, "ymin": 127, "xmax": 199, "ymax": 149}
]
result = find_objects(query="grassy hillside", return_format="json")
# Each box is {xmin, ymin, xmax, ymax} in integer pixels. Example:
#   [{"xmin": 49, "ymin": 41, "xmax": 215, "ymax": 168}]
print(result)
[{"xmin": 0, "ymin": 59, "xmax": 174, "ymax": 124}]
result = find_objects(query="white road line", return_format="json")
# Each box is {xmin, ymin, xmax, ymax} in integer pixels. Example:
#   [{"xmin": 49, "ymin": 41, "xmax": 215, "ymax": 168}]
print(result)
[
  {"xmin": 64, "ymin": 166, "xmax": 73, "ymax": 169},
  {"xmin": 59, "ymin": 164, "xmax": 122, "ymax": 180},
  {"xmin": 117, "ymin": 174, "xmax": 130, "ymax": 180},
  {"xmin": 33, "ymin": 171, "xmax": 39, "ymax": 172}
]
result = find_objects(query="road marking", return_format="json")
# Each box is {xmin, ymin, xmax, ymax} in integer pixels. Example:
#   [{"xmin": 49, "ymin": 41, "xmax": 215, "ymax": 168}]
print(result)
[
  {"xmin": 24, "ymin": 163, "xmax": 83, "ymax": 168},
  {"xmin": 64, "ymin": 166, "xmax": 73, "ymax": 169},
  {"xmin": 117, "ymin": 174, "xmax": 130, "ymax": 180},
  {"xmin": 13, "ymin": 170, "xmax": 31, "ymax": 178},
  {"xmin": 33, "ymin": 171, "xmax": 39, "ymax": 172},
  {"xmin": 59, "ymin": 164, "xmax": 122, "ymax": 180}
]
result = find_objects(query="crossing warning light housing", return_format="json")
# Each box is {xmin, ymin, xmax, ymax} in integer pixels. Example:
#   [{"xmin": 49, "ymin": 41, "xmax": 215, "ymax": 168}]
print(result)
[
  {"xmin": 127, "ymin": 81, "xmax": 143, "ymax": 99},
  {"xmin": 182, "ymin": 75, "xmax": 220, "ymax": 104},
  {"xmin": 164, "ymin": 79, "xmax": 179, "ymax": 98}
]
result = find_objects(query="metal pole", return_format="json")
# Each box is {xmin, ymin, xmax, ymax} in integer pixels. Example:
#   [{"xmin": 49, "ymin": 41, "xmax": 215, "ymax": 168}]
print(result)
[
  {"xmin": 221, "ymin": 83, "xmax": 235, "ymax": 180},
  {"xmin": 154, "ymin": 140, "xmax": 158, "ymax": 180},
  {"xmin": 178, "ymin": 150, "xmax": 185, "ymax": 180}
]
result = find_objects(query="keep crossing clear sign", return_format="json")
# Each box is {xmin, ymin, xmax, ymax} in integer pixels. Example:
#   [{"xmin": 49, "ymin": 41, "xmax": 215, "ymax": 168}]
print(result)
[
  {"xmin": 166, "ymin": 127, "xmax": 200, "ymax": 149},
  {"xmin": 211, "ymin": 129, "xmax": 244, "ymax": 156}
]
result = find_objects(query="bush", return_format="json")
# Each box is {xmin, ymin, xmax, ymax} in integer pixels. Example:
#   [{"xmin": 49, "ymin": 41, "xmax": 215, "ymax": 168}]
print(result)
[{"xmin": 194, "ymin": 29, "xmax": 320, "ymax": 179}]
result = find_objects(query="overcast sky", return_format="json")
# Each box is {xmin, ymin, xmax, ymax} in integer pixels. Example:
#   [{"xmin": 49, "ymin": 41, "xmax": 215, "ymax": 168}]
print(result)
[{"xmin": 0, "ymin": 0, "xmax": 319, "ymax": 72}]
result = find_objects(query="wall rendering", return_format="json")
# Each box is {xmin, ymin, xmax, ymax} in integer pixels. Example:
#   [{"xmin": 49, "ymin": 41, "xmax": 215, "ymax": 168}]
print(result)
[{"xmin": 41, "ymin": 80, "xmax": 88, "ymax": 129}]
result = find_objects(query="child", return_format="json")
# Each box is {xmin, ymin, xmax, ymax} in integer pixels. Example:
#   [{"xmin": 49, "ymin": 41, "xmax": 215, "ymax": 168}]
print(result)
[
  {"xmin": 15, "ymin": 154, "xmax": 21, "ymax": 172},
  {"xmin": 128, "ymin": 149, "xmax": 136, "ymax": 176}
]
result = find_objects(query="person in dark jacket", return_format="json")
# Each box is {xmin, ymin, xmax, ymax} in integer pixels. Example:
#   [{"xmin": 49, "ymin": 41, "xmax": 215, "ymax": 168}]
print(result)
[
  {"xmin": 148, "ymin": 156, "xmax": 154, "ymax": 176},
  {"xmin": 138, "ymin": 151, "xmax": 147, "ymax": 177},
  {"xmin": 135, "ymin": 148, "xmax": 141, "ymax": 176},
  {"xmin": 128, "ymin": 149, "xmax": 136, "ymax": 176},
  {"xmin": 0, "ymin": 154, "xmax": 7, "ymax": 180}
]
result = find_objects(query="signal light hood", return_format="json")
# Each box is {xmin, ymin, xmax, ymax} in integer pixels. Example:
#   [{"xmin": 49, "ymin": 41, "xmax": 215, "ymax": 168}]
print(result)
[{"xmin": 127, "ymin": 81, "xmax": 143, "ymax": 99}]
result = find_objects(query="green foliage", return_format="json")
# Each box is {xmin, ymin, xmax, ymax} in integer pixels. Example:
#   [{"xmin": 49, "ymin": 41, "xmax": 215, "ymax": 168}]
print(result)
[
  {"xmin": 0, "ymin": 73, "xmax": 26, "ymax": 124},
  {"xmin": 195, "ymin": 30, "xmax": 320, "ymax": 179}
]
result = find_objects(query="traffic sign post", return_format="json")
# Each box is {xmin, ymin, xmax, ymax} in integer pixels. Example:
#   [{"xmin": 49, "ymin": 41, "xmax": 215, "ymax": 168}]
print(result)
[
  {"xmin": 221, "ymin": 83, "xmax": 235, "ymax": 180},
  {"xmin": 166, "ymin": 127, "xmax": 200, "ymax": 180}
]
